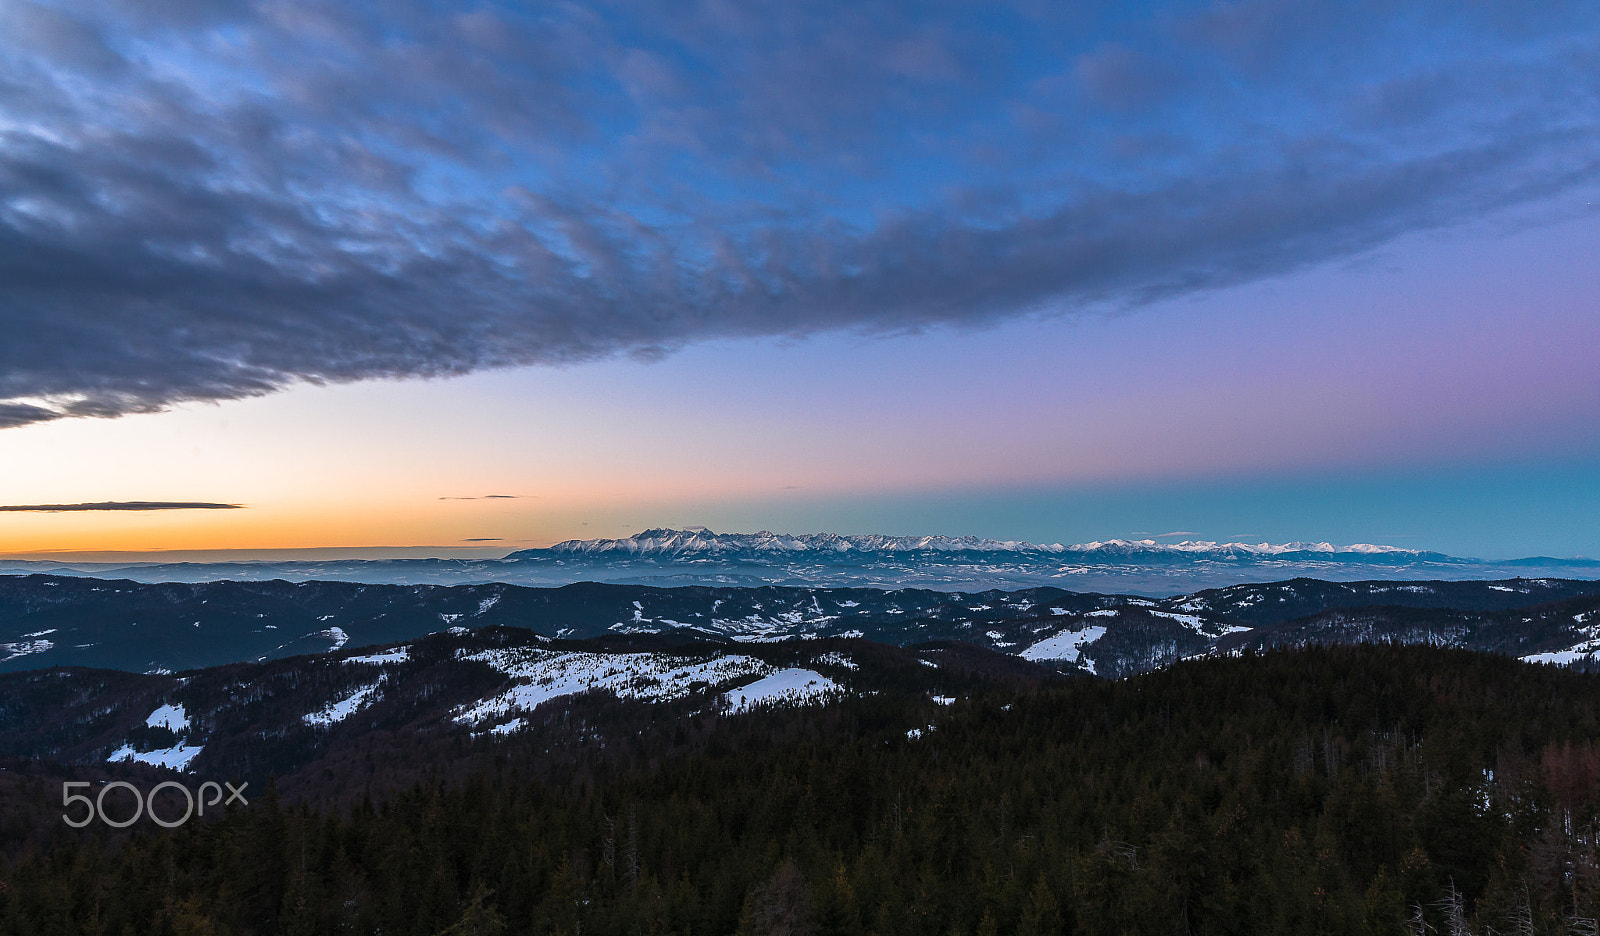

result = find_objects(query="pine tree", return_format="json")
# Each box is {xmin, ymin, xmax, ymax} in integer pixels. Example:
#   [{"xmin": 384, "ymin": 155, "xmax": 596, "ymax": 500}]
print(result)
[{"xmin": 436, "ymin": 884, "xmax": 507, "ymax": 936}]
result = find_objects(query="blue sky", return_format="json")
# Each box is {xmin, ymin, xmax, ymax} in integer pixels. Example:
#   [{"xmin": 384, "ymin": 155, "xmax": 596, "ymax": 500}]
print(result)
[{"xmin": 0, "ymin": 0, "xmax": 1597, "ymax": 558}]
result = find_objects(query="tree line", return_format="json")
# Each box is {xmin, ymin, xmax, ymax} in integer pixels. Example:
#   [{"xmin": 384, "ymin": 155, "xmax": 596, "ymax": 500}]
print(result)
[{"xmin": 6, "ymin": 644, "xmax": 1600, "ymax": 935}]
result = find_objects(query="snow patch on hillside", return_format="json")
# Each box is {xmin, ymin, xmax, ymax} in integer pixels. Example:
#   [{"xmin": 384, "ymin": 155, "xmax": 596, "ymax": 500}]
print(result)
[
  {"xmin": 344, "ymin": 648, "xmax": 410, "ymax": 665},
  {"xmin": 453, "ymin": 649, "xmax": 768, "ymax": 726},
  {"xmin": 1523, "ymin": 648, "xmax": 1600, "ymax": 666},
  {"xmin": 108, "ymin": 743, "xmax": 204, "ymax": 771},
  {"xmin": 145, "ymin": 703, "xmax": 189, "ymax": 732},
  {"xmin": 728, "ymin": 668, "xmax": 840, "ymax": 712},
  {"xmin": 304, "ymin": 679, "xmax": 385, "ymax": 727},
  {"xmin": 1021, "ymin": 626, "xmax": 1107, "ymax": 663},
  {"xmin": 0, "ymin": 639, "xmax": 53, "ymax": 662},
  {"xmin": 812, "ymin": 651, "xmax": 857, "ymax": 670}
]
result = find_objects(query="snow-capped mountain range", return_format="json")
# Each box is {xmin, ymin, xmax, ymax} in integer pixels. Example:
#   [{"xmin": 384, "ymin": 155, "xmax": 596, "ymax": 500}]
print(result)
[
  {"xmin": 529, "ymin": 528, "xmax": 1432, "ymax": 560},
  {"xmin": 4, "ymin": 528, "xmax": 1593, "ymax": 592}
]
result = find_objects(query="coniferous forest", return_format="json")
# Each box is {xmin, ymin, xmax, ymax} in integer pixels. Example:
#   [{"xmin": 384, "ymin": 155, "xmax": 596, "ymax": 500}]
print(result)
[{"xmin": 8, "ymin": 644, "xmax": 1600, "ymax": 935}]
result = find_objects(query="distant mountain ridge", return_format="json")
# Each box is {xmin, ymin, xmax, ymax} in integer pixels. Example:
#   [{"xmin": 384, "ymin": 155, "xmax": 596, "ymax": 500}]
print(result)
[
  {"xmin": 2, "ymin": 528, "xmax": 1593, "ymax": 592},
  {"xmin": 524, "ymin": 528, "xmax": 1442, "ymax": 561}
]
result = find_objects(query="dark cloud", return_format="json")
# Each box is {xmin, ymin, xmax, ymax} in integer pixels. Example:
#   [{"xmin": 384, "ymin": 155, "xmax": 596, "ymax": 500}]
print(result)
[
  {"xmin": 439, "ymin": 495, "xmax": 523, "ymax": 501},
  {"xmin": 461, "ymin": 537, "xmax": 503, "ymax": 542},
  {"xmin": 0, "ymin": 1, "xmax": 127, "ymax": 74},
  {"xmin": 1, "ymin": 1, "xmax": 1597, "ymax": 426},
  {"xmin": 0, "ymin": 402, "xmax": 62, "ymax": 428},
  {"xmin": 0, "ymin": 502, "xmax": 243, "ymax": 511}
]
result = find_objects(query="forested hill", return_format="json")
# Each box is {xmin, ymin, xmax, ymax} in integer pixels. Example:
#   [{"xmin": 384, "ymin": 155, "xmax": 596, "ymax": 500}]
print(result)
[
  {"xmin": 7, "ymin": 572, "xmax": 1600, "ymax": 678},
  {"xmin": 7, "ymin": 644, "xmax": 1600, "ymax": 935}
]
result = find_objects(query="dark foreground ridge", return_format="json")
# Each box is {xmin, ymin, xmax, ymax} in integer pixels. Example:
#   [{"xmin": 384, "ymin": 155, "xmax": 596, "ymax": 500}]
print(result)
[{"xmin": 5, "ymin": 644, "xmax": 1600, "ymax": 934}]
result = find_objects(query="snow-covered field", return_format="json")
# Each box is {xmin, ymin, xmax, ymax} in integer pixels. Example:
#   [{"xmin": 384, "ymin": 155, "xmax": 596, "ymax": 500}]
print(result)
[
  {"xmin": 1523, "ymin": 646, "xmax": 1600, "ymax": 666},
  {"xmin": 453, "ymin": 649, "xmax": 770, "ymax": 727},
  {"xmin": 304, "ymin": 679, "xmax": 385, "ymax": 727},
  {"xmin": 450, "ymin": 648, "xmax": 852, "ymax": 728},
  {"xmin": 107, "ymin": 743, "xmax": 204, "ymax": 771},
  {"xmin": 145, "ymin": 703, "xmax": 189, "ymax": 731},
  {"xmin": 1020, "ymin": 626, "xmax": 1107, "ymax": 663},
  {"xmin": 727, "ymin": 668, "xmax": 840, "ymax": 712}
]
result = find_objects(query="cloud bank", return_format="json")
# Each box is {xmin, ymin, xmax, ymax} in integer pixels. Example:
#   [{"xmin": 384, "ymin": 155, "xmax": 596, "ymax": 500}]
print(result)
[
  {"xmin": 1, "ymin": 0, "xmax": 1597, "ymax": 426},
  {"xmin": 0, "ymin": 502, "xmax": 243, "ymax": 511}
]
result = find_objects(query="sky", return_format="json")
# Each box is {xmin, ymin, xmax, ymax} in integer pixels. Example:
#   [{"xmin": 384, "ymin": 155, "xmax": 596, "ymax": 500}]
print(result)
[{"xmin": 1, "ymin": 0, "xmax": 1598, "ymax": 560}]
